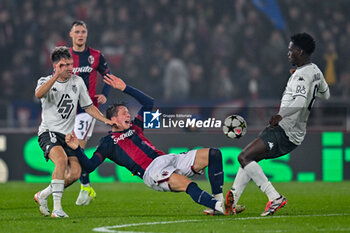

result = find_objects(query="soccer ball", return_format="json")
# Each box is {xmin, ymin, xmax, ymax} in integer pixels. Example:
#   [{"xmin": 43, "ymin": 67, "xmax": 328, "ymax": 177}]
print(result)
[{"xmin": 222, "ymin": 115, "xmax": 247, "ymax": 139}]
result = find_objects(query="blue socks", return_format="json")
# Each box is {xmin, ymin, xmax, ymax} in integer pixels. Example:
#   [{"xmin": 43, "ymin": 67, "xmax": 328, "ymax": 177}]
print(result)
[
  {"xmin": 186, "ymin": 182, "xmax": 217, "ymax": 209},
  {"xmin": 208, "ymin": 148, "xmax": 223, "ymax": 195},
  {"xmin": 80, "ymin": 169, "xmax": 90, "ymax": 185}
]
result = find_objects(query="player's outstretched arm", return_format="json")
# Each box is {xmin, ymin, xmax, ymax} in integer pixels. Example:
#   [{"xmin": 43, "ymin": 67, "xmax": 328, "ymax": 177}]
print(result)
[
  {"xmin": 95, "ymin": 94, "xmax": 107, "ymax": 104},
  {"xmin": 103, "ymin": 74, "xmax": 126, "ymax": 91},
  {"xmin": 85, "ymin": 105, "xmax": 116, "ymax": 127},
  {"xmin": 104, "ymin": 74, "xmax": 154, "ymax": 110},
  {"xmin": 65, "ymin": 132, "xmax": 102, "ymax": 173}
]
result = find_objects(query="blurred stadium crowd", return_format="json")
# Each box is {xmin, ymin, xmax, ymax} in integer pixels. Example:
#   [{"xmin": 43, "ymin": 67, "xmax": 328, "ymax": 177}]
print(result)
[{"xmin": 0, "ymin": 0, "xmax": 349, "ymax": 127}]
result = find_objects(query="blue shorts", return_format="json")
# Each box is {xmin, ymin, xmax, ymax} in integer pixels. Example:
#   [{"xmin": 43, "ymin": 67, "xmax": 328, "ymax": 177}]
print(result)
[{"xmin": 259, "ymin": 125, "xmax": 297, "ymax": 159}]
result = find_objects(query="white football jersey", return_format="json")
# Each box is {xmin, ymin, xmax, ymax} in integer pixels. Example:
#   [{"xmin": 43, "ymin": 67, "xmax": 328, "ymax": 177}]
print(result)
[
  {"xmin": 36, "ymin": 74, "xmax": 93, "ymax": 136},
  {"xmin": 279, "ymin": 63, "xmax": 329, "ymax": 145}
]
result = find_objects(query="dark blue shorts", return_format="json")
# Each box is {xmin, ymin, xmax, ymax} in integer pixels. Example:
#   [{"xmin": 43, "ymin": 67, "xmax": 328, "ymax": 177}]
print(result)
[{"xmin": 259, "ymin": 125, "xmax": 297, "ymax": 159}]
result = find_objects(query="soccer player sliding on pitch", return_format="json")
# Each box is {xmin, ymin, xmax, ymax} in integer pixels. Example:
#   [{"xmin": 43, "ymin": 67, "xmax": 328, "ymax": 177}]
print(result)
[{"xmin": 66, "ymin": 74, "xmax": 241, "ymax": 215}]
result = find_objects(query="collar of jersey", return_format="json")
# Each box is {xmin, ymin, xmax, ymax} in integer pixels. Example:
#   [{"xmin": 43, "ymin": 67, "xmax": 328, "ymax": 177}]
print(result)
[
  {"xmin": 71, "ymin": 46, "xmax": 89, "ymax": 54},
  {"xmin": 296, "ymin": 62, "xmax": 313, "ymax": 70},
  {"xmin": 109, "ymin": 128, "xmax": 131, "ymax": 134}
]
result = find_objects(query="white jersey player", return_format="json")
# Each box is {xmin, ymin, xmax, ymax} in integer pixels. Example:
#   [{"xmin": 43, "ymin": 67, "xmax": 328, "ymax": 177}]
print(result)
[
  {"xmin": 223, "ymin": 33, "xmax": 330, "ymax": 218},
  {"xmin": 279, "ymin": 63, "xmax": 329, "ymax": 145},
  {"xmin": 36, "ymin": 74, "xmax": 92, "ymax": 136},
  {"xmin": 33, "ymin": 46, "xmax": 113, "ymax": 218}
]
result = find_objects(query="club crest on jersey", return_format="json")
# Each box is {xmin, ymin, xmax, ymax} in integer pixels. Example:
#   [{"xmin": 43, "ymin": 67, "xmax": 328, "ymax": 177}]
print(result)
[
  {"xmin": 72, "ymin": 85, "xmax": 77, "ymax": 94},
  {"xmin": 88, "ymin": 55, "xmax": 94, "ymax": 65}
]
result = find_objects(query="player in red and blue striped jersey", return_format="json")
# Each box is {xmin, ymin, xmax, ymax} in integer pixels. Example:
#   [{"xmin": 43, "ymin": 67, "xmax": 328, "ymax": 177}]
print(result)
[
  {"xmin": 69, "ymin": 20, "xmax": 111, "ymax": 205},
  {"xmin": 65, "ymin": 74, "xmax": 234, "ymax": 215}
]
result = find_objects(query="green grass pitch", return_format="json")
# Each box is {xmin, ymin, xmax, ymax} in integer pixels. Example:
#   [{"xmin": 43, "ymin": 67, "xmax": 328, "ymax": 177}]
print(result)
[{"xmin": 1, "ymin": 181, "xmax": 349, "ymax": 233}]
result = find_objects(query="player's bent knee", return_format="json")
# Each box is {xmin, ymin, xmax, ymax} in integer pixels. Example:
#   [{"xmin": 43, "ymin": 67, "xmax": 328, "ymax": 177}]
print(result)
[{"xmin": 168, "ymin": 173, "xmax": 191, "ymax": 192}]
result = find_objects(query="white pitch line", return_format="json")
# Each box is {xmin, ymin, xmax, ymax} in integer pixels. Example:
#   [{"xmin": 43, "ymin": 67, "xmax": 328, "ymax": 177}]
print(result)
[
  {"xmin": 93, "ymin": 220, "xmax": 200, "ymax": 233},
  {"xmin": 93, "ymin": 213, "xmax": 350, "ymax": 233}
]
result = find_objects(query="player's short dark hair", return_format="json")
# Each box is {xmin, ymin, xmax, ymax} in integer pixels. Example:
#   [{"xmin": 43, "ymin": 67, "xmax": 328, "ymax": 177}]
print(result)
[
  {"xmin": 71, "ymin": 20, "xmax": 87, "ymax": 29},
  {"xmin": 51, "ymin": 46, "xmax": 72, "ymax": 63},
  {"xmin": 106, "ymin": 103, "xmax": 127, "ymax": 119},
  {"xmin": 291, "ymin": 32, "xmax": 316, "ymax": 55}
]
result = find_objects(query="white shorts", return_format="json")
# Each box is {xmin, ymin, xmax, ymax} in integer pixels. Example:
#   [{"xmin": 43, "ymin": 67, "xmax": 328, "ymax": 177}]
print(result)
[
  {"xmin": 74, "ymin": 113, "xmax": 96, "ymax": 141},
  {"xmin": 143, "ymin": 150, "xmax": 204, "ymax": 192}
]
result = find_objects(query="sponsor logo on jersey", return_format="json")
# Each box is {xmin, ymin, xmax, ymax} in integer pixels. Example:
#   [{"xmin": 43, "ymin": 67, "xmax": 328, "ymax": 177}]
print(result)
[
  {"xmin": 298, "ymin": 77, "xmax": 304, "ymax": 81},
  {"xmin": 72, "ymin": 66, "xmax": 93, "ymax": 74},
  {"xmin": 112, "ymin": 129, "xmax": 135, "ymax": 144},
  {"xmin": 52, "ymin": 87, "xmax": 57, "ymax": 91},
  {"xmin": 88, "ymin": 55, "xmax": 95, "ymax": 65}
]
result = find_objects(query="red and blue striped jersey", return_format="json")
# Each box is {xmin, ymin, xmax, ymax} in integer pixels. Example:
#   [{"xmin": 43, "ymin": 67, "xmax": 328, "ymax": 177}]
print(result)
[
  {"xmin": 94, "ymin": 115, "xmax": 165, "ymax": 178},
  {"xmin": 69, "ymin": 47, "xmax": 111, "ymax": 113},
  {"xmin": 74, "ymin": 85, "xmax": 165, "ymax": 178}
]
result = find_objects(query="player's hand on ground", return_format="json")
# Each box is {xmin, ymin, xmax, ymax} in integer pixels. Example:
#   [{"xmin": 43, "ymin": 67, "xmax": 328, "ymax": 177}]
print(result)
[
  {"xmin": 65, "ymin": 131, "xmax": 79, "ymax": 150},
  {"xmin": 103, "ymin": 74, "xmax": 126, "ymax": 91},
  {"xmin": 269, "ymin": 114, "xmax": 282, "ymax": 127},
  {"xmin": 95, "ymin": 94, "xmax": 107, "ymax": 104}
]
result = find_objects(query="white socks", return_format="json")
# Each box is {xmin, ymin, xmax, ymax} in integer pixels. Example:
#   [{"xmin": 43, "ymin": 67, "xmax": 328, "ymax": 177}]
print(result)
[
  {"xmin": 243, "ymin": 161, "xmax": 280, "ymax": 201},
  {"xmin": 231, "ymin": 167, "xmax": 251, "ymax": 206},
  {"xmin": 215, "ymin": 201, "xmax": 224, "ymax": 213},
  {"xmin": 213, "ymin": 193, "xmax": 224, "ymax": 203},
  {"xmin": 51, "ymin": 179, "xmax": 65, "ymax": 211},
  {"xmin": 39, "ymin": 184, "xmax": 53, "ymax": 200}
]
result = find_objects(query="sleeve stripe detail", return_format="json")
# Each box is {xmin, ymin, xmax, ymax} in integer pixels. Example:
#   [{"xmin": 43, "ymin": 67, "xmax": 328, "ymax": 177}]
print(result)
[
  {"xmin": 319, "ymin": 87, "xmax": 329, "ymax": 93},
  {"xmin": 95, "ymin": 152, "xmax": 104, "ymax": 162},
  {"xmin": 81, "ymin": 103, "xmax": 93, "ymax": 109},
  {"xmin": 136, "ymin": 114, "xmax": 143, "ymax": 121},
  {"xmin": 292, "ymin": 95, "xmax": 307, "ymax": 99}
]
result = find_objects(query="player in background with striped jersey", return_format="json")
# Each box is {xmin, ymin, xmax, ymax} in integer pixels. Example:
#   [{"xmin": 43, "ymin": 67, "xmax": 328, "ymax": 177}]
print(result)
[
  {"xmin": 226, "ymin": 32, "xmax": 330, "ymax": 216},
  {"xmin": 69, "ymin": 20, "xmax": 112, "ymax": 205},
  {"xmin": 65, "ymin": 74, "xmax": 235, "ymax": 215},
  {"xmin": 34, "ymin": 46, "xmax": 114, "ymax": 217}
]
